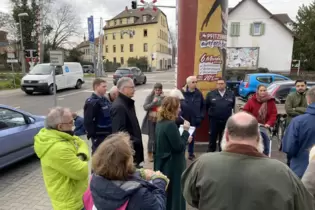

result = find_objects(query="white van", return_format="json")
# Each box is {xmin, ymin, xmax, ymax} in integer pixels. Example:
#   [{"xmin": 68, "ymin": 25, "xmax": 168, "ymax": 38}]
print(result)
[{"xmin": 21, "ymin": 62, "xmax": 85, "ymax": 95}]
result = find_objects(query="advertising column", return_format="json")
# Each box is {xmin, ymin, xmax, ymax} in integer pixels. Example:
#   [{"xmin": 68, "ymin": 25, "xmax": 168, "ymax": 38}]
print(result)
[{"xmin": 178, "ymin": 0, "xmax": 228, "ymax": 142}]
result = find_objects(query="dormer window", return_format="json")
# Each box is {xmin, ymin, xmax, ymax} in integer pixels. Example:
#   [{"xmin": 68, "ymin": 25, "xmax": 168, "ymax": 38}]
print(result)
[
  {"xmin": 143, "ymin": 15, "xmax": 147, "ymax": 22},
  {"xmin": 120, "ymin": 19, "xmax": 123, "ymax": 24},
  {"xmin": 114, "ymin": 20, "xmax": 117, "ymax": 25}
]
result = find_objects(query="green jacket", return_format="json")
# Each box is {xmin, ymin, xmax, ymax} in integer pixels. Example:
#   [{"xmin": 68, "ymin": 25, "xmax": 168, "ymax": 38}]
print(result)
[
  {"xmin": 34, "ymin": 128, "xmax": 90, "ymax": 210},
  {"xmin": 182, "ymin": 151, "xmax": 314, "ymax": 210},
  {"xmin": 285, "ymin": 91, "xmax": 308, "ymax": 126},
  {"xmin": 154, "ymin": 120, "xmax": 189, "ymax": 210}
]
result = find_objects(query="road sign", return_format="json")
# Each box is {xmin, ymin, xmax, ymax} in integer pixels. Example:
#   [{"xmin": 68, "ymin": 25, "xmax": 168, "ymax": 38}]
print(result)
[
  {"xmin": 49, "ymin": 50, "xmax": 64, "ymax": 66},
  {"xmin": 7, "ymin": 52, "xmax": 15, "ymax": 59},
  {"xmin": 88, "ymin": 16, "xmax": 95, "ymax": 43},
  {"xmin": 7, "ymin": 59, "xmax": 18, "ymax": 63},
  {"xmin": 140, "ymin": 0, "xmax": 157, "ymax": 11}
]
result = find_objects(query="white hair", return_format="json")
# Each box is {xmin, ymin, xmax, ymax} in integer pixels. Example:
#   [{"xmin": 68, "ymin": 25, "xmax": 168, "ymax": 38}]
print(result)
[
  {"xmin": 45, "ymin": 107, "xmax": 71, "ymax": 129},
  {"xmin": 221, "ymin": 128, "xmax": 264, "ymax": 153},
  {"xmin": 109, "ymin": 86, "xmax": 118, "ymax": 94},
  {"xmin": 169, "ymin": 88, "xmax": 185, "ymax": 100},
  {"xmin": 186, "ymin": 76, "xmax": 197, "ymax": 84},
  {"xmin": 117, "ymin": 77, "xmax": 133, "ymax": 90}
]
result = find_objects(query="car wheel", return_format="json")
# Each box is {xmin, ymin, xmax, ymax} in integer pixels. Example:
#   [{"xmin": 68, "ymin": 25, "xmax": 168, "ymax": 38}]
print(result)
[
  {"xmin": 25, "ymin": 91, "xmax": 33, "ymax": 95},
  {"xmin": 75, "ymin": 80, "xmax": 82, "ymax": 89},
  {"xmin": 133, "ymin": 79, "xmax": 137, "ymax": 85},
  {"xmin": 143, "ymin": 77, "xmax": 147, "ymax": 85},
  {"xmin": 48, "ymin": 84, "xmax": 56, "ymax": 95}
]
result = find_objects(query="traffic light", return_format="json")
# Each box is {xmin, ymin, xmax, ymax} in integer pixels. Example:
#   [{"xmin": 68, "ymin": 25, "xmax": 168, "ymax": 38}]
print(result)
[
  {"xmin": 131, "ymin": 1, "xmax": 137, "ymax": 9},
  {"xmin": 33, "ymin": 50, "xmax": 38, "ymax": 57},
  {"xmin": 24, "ymin": 50, "xmax": 30, "ymax": 58}
]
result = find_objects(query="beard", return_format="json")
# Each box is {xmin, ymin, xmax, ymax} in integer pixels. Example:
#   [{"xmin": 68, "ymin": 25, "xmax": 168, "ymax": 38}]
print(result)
[{"xmin": 221, "ymin": 129, "xmax": 264, "ymax": 154}]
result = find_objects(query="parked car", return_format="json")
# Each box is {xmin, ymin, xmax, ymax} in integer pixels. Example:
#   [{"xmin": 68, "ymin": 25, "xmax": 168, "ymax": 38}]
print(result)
[
  {"xmin": 0, "ymin": 105, "xmax": 45, "ymax": 169},
  {"xmin": 113, "ymin": 67, "xmax": 147, "ymax": 85},
  {"xmin": 21, "ymin": 62, "xmax": 85, "ymax": 95},
  {"xmin": 238, "ymin": 73, "xmax": 291, "ymax": 99},
  {"xmin": 82, "ymin": 65, "xmax": 94, "ymax": 73},
  {"xmin": 267, "ymin": 81, "xmax": 315, "ymax": 104}
]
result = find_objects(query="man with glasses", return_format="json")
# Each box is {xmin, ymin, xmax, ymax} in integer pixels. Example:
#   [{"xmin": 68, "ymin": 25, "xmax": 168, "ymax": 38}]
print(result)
[
  {"xmin": 84, "ymin": 78, "xmax": 112, "ymax": 154},
  {"xmin": 182, "ymin": 76, "xmax": 204, "ymax": 160},
  {"xmin": 205, "ymin": 79, "xmax": 235, "ymax": 152},
  {"xmin": 110, "ymin": 77, "xmax": 144, "ymax": 168}
]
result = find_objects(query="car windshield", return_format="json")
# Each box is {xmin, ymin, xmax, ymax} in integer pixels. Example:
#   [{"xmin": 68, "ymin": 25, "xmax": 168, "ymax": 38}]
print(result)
[
  {"xmin": 115, "ymin": 69, "xmax": 130, "ymax": 74},
  {"xmin": 267, "ymin": 84, "xmax": 278, "ymax": 94},
  {"xmin": 28, "ymin": 65, "xmax": 53, "ymax": 75}
]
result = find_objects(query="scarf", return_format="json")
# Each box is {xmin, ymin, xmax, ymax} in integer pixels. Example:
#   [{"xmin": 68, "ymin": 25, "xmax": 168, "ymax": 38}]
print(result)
[{"xmin": 256, "ymin": 94, "xmax": 272, "ymax": 124}]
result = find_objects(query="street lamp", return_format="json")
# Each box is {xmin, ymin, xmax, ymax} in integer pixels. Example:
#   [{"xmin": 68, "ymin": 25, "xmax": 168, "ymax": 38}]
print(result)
[{"xmin": 18, "ymin": 12, "xmax": 29, "ymax": 76}]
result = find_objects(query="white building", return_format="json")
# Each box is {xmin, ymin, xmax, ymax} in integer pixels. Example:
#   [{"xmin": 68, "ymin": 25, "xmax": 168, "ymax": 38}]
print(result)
[{"xmin": 227, "ymin": 0, "xmax": 294, "ymax": 73}]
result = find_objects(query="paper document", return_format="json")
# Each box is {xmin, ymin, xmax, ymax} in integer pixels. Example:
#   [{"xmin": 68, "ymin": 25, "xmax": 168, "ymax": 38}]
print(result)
[{"xmin": 179, "ymin": 125, "xmax": 196, "ymax": 136}]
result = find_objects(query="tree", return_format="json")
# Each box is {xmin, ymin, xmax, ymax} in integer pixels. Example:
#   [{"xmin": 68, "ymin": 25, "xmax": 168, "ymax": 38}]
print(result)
[
  {"xmin": 293, "ymin": 1, "xmax": 315, "ymax": 71},
  {"xmin": 127, "ymin": 56, "xmax": 149, "ymax": 71},
  {"xmin": 0, "ymin": 12, "xmax": 19, "ymax": 40},
  {"xmin": 66, "ymin": 48, "xmax": 83, "ymax": 62},
  {"xmin": 46, "ymin": 2, "xmax": 80, "ymax": 49}
]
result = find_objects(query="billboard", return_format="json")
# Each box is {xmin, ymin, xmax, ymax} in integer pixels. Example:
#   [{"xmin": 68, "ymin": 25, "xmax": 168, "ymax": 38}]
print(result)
[
  {"xmin": 193, "ymin": 0, "xmax": 228, "ymax": 97},
  {"xmin": 226, "ymin": 47, "xmax": 259, "ymax": 70}
]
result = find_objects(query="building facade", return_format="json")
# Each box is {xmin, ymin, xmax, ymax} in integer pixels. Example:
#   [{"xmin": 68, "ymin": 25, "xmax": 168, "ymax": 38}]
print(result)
[
  {"xmin": 227, "ymin": 0, "xmax": 294, "ymax": 73},
  {"xmin": 104, "ymin": 8, "xmax": 172, "ymax": 71},
  {"xmin": 76, "ymin": 36, "xmax": 102, "ymax": 63}
]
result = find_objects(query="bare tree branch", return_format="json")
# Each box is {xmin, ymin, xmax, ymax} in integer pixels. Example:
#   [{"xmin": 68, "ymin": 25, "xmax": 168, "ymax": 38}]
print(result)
[{"xmin": 0, "ymin": 11, "xmax": 19, "ymax": 41}]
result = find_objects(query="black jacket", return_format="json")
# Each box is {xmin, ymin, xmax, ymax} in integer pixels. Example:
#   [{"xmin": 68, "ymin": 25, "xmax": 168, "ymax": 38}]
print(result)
[
  {"xmin": 110, "ymin": 93, "xmax": 144, "ymax": 165},
  {"xmin": 176, "ymin": 100, "xmax": 193, "ymax": 127},
  {"xmin": 205, "ymin": 89, "xmax": 235, "ymax": 121}
]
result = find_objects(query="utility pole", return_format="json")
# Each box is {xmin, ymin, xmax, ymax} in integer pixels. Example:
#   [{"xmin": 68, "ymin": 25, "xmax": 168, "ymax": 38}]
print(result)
[
  {"xmin": 97, "ymin": 17, "xmax": 103, "ymax": 77},
  {"xmin": 39, "ymin": 0, "xmax": 44, "ymax": 63}
]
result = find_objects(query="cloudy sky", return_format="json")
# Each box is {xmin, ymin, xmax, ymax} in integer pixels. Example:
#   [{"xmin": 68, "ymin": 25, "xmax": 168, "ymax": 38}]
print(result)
[{"xmin": 1, "ymin": 0, "xmax": 313, "ymax": 44}]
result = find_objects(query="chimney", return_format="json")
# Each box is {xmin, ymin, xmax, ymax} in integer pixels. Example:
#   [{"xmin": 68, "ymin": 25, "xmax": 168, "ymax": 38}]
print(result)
[
  {"xmin": 83, "ymin": 34, "xmax": 86, "ymax": 41},
  {"xmin": 125, "ymin": 6, "xmax": 128, "ymax": 11}
]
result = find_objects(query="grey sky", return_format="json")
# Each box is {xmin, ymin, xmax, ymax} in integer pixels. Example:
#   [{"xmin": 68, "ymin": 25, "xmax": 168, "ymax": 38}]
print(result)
[{"xmin": 1, "ymin": 0, "xmax": 312, "ymax": 44}]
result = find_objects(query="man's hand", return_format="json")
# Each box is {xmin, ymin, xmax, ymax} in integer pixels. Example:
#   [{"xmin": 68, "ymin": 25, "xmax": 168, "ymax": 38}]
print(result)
[
  {"xmin": 143, "ymin": 169, "xmax": 155, "ymax": 180},
  {"xmin": 264, "ymin": 124, "xmax": 270, "ymax": 128},
  {"xmin": 188, "ymin": 136, "xmax": 193, "ymax": 143},
  {"xmin": 183, "ymin": 120, "xmax": 190, "ymax": 131}
]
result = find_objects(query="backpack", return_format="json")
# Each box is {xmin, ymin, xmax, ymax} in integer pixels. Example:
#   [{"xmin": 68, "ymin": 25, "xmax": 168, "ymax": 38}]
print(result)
[{"xmin": 83, "ymin": 183, "xmax": 129, "ymax": 210}]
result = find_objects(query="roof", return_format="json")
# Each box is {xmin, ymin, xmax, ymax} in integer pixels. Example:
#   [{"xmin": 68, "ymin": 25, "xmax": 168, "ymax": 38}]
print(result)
[
  {"xmin": 229, "ymin": 0, "xmax": 293, "ymax": 36},
  {"xmin": 104, "ymin": 8, "xmax": 166, "ymax": 30},
  {"xmin": 76, "ymin": 37, "xmax": 101, "ymax": 49},
  {"xmin": 272, "ymin": 14, "xmax": 293, "ymax": 24},
  {"xmin": 247, "ymin": 73, "xmax": 289, "ymax": 77}
]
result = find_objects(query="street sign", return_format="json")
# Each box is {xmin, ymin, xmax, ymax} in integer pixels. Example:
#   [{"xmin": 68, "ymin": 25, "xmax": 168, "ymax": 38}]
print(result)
[
  {"xmin": 7, "ymin": 52, "xmax": 15, "ymax": 59},
  {"xmin": 88, "ymin": 16, "xmax": 95, "ymax": 43},
  {"xmin": 49, "ymin": 50, "xmax": 64, "ymax": 66},
  {"xmin": 7, "ymin": 59, "xmax": 18, "ymax": 63}
]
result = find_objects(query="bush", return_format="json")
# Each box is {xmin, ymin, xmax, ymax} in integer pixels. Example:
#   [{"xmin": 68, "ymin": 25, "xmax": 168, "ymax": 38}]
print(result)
[
  {"xmin": 0, "ymin": 73, "xmax": 22, "ymax": 90},
  {"xmin": 104, "ymin": 60, "xmax": 121, "ymax": 72},
  {"xmin": 127, "ymin": 56, "xmax": 149, "ymax": 71}
]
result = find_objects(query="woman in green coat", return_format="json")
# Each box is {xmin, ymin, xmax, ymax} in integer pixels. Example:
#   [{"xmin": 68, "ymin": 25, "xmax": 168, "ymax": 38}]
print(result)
[{"xmin": 154, "ymin": 96, "xmax": 191, "ymax": 210}]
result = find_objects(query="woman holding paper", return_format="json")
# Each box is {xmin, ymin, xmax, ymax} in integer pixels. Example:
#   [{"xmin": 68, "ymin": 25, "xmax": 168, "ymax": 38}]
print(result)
[{"xmin": 154, "ymin": 96, "xmax": 191, "ymax": 210}]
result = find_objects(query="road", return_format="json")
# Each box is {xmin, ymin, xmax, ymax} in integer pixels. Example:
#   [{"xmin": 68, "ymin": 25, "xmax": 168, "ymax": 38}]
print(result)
[{"xmin": 0, "ymin": 70, "xmax": 285, "ymax": 210}]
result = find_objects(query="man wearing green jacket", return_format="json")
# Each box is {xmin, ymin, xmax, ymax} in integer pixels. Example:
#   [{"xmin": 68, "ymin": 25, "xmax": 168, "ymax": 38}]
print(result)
[
  {"xmin": 34, "ymin": 107, "xmax": 90, "ymax": 210},
  {"xmin": 285, "ymin": 80, "xmax": 308, "ymax": 126}
]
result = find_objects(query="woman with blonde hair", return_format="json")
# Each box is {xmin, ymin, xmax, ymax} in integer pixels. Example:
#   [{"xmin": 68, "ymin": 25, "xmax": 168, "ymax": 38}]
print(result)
[
  {"xmin": 84, "ymin": 132, "xmax": 169, "ymax": 210},
  {"xmin": 154, "ymin": 96, "xmax": 191, "ymax": 210}
]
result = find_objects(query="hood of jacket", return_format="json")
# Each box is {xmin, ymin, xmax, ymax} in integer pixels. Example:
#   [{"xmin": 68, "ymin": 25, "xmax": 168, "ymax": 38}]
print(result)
[
  {"xmin": 34, "ymin": 128, "xmax": 77, "ymax": 158},
  {"xmin": 306, "ymin": 103, "xmax": 315, "ymax": 115},
  {"xmin": 90, "ymin": 174, "xmax": 142, "ymax": 210}
]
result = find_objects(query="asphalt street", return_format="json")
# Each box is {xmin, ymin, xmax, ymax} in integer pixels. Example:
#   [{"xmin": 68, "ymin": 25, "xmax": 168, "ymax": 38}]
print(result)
[{"xmin": 0, "ymin": 70, "xmax": 286, "ymax": 210}]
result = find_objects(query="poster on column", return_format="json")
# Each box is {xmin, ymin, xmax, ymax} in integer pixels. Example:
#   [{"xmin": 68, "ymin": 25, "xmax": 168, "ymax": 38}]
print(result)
[{"xmin": 194, "ymin": 0, "xmax": 228, "ymax": 97}]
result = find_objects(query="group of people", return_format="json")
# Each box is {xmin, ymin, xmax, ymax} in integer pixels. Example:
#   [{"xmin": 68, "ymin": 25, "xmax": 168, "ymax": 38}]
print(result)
[{"xmin": 32, "ymin": 75, "xmax": 315, "ymax": 210}]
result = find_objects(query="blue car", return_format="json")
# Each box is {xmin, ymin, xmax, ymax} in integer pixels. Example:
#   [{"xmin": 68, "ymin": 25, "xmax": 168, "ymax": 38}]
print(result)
[
  {"xmin": 238, "ymin": 73, "xmax": 291, "ymax": 99},
  {"xmin": 0, "ymin": 105, "xmax": 45, "ymax": 169}
]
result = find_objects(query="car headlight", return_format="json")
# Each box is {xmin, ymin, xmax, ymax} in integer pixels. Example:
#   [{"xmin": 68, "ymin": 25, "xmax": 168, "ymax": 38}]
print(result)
[{"xmin": 38, "ymin": 80, "xmax": 47, "ymax": 83}]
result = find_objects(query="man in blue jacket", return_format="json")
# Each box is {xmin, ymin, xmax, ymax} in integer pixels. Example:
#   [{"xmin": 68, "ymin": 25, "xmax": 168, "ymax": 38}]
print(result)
[
  {"xmin": 282, "ymin": 86, "xmax": 315, "ymax": 178},
  {"xmin": 182, "ymin": 76, "xmax": 204, "ymax": 160},
  {"xmin": 84, "ymin": 78, "xmax": 112, "ymax": 154},
  {"xmin": 206, "ymin": 79, "xmax": 235, "ymax": 152}
]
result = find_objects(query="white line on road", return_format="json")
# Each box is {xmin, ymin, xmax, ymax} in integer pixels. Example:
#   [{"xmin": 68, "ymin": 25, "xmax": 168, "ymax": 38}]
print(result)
[
  {"xmin": 58, "ymin": 98, "xmax": 64, "ymax": 101},
  {"xmin": 58, "ymin": 90, "xmax": 91, "ymax": 98}
]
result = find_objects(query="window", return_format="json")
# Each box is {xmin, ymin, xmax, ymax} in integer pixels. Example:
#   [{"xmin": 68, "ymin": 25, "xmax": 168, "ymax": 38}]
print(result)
[
  {"xmin": 113, "ymin": 57, "xmax": 117, "ymax": 63},
  {"xmin": 143, "ymin": 43, "xmax": 148, "ymax": 52},
  {"xmin": 105, "ymin": 35, "xmax": 108, "ymax": 40},
  {"xmin": 129, "ymin": 33, "xmax": 133, "ymax": 38},
  {"xmin": 120, "ymin": 19, "xmax": 123, "ymax": 24},
  {"xmin": 274, "ymin": 76, "xmax": 287, "ymax": 82},
  {"xmin": 144, "ymin": 29, "xmax": 148, "ymax": 37},
  {"xmin": 0, "ymin": 108, "xmax": 26, "ymax": 130},
  {"xmin": 105, "ymin": 45, "xmax": 108, "ymax": 53},
  {"xmin": 250, "ymin": 22, "xmax": 265, "ymax": 36},
  {"xmin": 55, "ymin": 66, "xmax": 63, "ymax": 75},
  {"xmin": 143, "ymin": 15, "xmax": 147, "ymax": 22},
  {"xmin": 130, "ymin": 44, "xmax": 134, "ymax": 52},
  {"xmin": 256, "ymin": 76, "xmax": 272, "ymax": 84},
  {"xmin": 120, "ymin": 57, "xmax": 124, "ymax": 65},
  {"xmin": 113, "ymin": 33, "xmax": 116, "ymax": 40},
  {"xmin": 121, "ymin": 44, "xmax": 124, "ymax": 52},
  {"xmin": 114, "ymin": 20, "xmax": 117, "ymax": 25},
  {"xmin": 121, "ymin": 33, "xmax": 123, "ymax": 39},
  {"xmin": 113, "ymin": 45, "xmax": 116, "ymax": 53},
  {"xmin": 230, "ymin": 22, "xmax": 240, "ymax": 37}
]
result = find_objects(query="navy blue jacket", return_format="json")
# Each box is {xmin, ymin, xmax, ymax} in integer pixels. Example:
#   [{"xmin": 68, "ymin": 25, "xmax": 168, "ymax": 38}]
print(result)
[
  {"xmin": 181, "ymin": 87, "xmax": 204, "ymax": 127},
  {"xmin": 83, "ymin": 93, "xmax": 112, "ymax": 139},
  {"xmin": 176, "ymin": 99, "xmax": 194, "ymax": 127},
  {"xmin": 74, "ymin": 116, "xmax": 86, "ymax": 136},
  {"xmin": 90, "ymin": 172, "xmax": 167, "ymax": 210},
  {"xmin": 205, "ymin": 89, "xmax": 235, "ymax": 121},
  {"xmin": 282, "ymin": 103, "xmax": 315, "ymax": 178}
]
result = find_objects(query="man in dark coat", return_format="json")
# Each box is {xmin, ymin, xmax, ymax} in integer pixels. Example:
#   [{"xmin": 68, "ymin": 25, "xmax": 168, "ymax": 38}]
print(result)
[
  {"xmin": 110, "ymin": 77, "xmax": 144, "ymax": 168},
  {"xmin": 181, "ymin": 76, "xmax": 205, "ymax": 160}
]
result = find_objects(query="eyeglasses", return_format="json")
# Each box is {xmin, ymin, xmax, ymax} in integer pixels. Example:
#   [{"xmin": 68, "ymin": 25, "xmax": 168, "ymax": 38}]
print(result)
[{"xmin": 192, "ymin": 81, "xmax": 197, "ymax": 84}]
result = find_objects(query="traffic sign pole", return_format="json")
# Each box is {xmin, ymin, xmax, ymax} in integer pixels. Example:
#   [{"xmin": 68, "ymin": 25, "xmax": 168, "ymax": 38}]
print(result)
[
  {"xmin": 52, "ymin": 67, "xmax": 57, "ymax": 107},
  {"xmin": 49, "ymin": 50, "xmax": 64, "ymax": 107}
]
